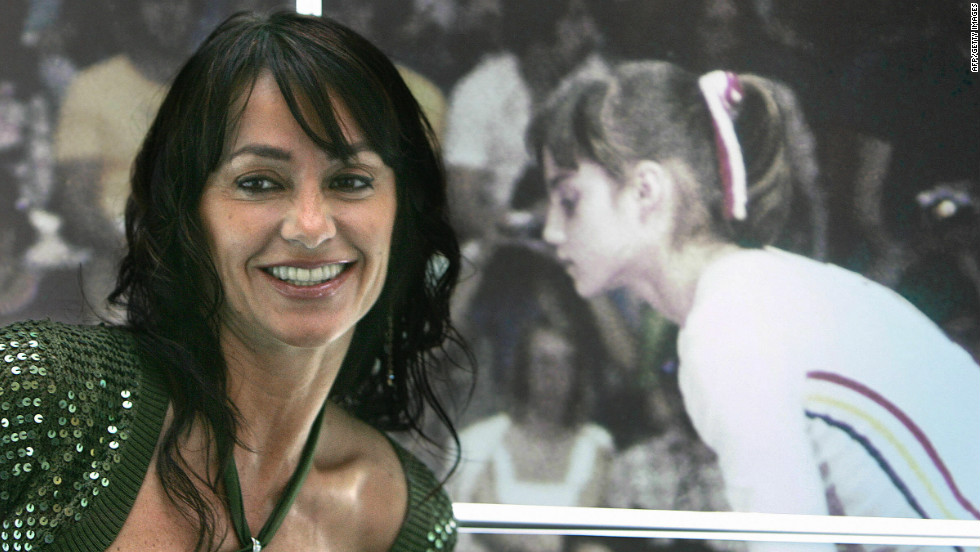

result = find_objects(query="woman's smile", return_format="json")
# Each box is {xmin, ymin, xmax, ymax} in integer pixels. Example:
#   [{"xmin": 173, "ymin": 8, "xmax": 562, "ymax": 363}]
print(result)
[
  {"xmin": 263, "ymin": 262, "xmax": 351, "ymax": 287},
  {"xmin": 259, "ymin": 260, "xmax": 356, "ymax": 299}
]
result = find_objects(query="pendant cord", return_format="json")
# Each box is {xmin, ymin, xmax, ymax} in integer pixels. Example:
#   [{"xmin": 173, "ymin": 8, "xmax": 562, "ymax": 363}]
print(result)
[{"xmin": 223, "ymin": 403, "xmax": 328, "ymax": 551}]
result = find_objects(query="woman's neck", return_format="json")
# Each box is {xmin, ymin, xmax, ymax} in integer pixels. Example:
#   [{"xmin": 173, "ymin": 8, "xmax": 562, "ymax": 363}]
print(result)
[
  {"xmin": 206, "ymin": 322, "xmax": 353, "ymax": 483},
  {"xmin": 628, "ymin": 239, "xmax": 742, "ymax": 327},
  {"xmin": 230, "ymin": 350, "xmax": 341, "ymax": 453},
  {"xmin": 178, "ymin": 331, "xmax": 349, "ymax": 536},
  {"xmin": 518, "ymin": 407, "xmax": 575, "ymax": 441}
]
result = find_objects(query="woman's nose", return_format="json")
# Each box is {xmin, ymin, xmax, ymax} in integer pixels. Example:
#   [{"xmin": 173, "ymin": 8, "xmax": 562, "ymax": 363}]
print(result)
[{"xmin": 281, "ymin": 189, "xmax": 336, "ymax": 249}]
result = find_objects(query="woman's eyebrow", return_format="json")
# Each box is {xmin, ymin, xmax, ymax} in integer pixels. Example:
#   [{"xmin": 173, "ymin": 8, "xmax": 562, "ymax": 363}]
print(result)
[
  {"xmin": 228, "ymin": 141, "xmax": 375, "ymax": 164},
  {"xmin": 229, "ymin": 144, "xmax": 292, "ymax": 162},
  {"xmin": 345, "ymin": 141, "xmax": 376, "ymax": 158}
]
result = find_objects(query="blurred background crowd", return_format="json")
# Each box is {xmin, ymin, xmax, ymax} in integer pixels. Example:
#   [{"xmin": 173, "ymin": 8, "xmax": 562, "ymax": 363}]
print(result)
[{"xmin": 1, "ymin": 1, "xmax": 976, "ymax": 550}]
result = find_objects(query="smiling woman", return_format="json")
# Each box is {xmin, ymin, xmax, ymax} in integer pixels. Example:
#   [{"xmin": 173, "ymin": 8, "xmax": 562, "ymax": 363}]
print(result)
[{"xmin": 0, "ymin": 11, "xmax": 464, "ymax": 552}]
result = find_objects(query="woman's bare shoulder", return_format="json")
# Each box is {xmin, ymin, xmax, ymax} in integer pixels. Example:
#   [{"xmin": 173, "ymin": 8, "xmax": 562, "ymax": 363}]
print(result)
[{"xmin": 303, "ymin": 402, "xmax": 408, "ymax": 551}]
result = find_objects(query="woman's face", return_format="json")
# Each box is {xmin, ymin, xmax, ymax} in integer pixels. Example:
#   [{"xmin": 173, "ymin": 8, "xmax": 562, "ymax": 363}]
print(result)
[
  {"xmin": 542, "ymin": 151, "xmax": 635, "ymax": 298},
  {"xmin": 199, "ymin": 72, "xmax": 397, "ymax": 353}
]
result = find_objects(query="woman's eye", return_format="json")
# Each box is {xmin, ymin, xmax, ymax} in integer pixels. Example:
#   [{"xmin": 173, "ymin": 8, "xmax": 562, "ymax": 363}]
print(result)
[
  {"xmin": 331, "ymin": 174, "xmax": 374, "ymax": 193},
  {"xmin": 236, "ymin": 176, "xmax": 280, "ymax": 193},
  {"xmin": 558, "ymin": 190, "xmax": 579, "ymax": 216}
]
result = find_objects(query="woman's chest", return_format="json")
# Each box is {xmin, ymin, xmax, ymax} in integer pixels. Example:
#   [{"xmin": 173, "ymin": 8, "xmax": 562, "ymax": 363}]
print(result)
[{"xmin": 105, "ymin": 460, "xmax": 406, "ymax": 552}]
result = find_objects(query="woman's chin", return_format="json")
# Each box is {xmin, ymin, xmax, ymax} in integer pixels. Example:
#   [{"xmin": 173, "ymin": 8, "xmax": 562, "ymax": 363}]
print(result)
[
  {"xmin": 283, "ymin": 327, "xmax": 355, "ymax": 351},
  {"xmin": 571, "ymin": 276, "xmax": 604, "ymax": 299}
]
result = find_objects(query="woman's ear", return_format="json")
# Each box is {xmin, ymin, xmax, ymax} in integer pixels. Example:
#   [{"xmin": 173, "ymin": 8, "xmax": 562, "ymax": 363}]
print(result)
[{"xmin": 628, "ymin": 159, "xmax": 669, "ymax": 222}]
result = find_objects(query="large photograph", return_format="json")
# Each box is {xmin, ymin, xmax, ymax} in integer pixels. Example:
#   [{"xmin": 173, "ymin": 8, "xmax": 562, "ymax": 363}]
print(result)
[{"xmin": 1, "ymin": 1, "xmax": 978, "ymax": 551}]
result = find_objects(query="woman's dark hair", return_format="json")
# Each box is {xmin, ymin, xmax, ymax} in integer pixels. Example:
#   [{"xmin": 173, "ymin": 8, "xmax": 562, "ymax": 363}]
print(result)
[
  {"xmin": 528, "ymin": 60, "xmax": 826, "ymax": 257},
  {"xmin": 109, "ymin": 10, "xmax": 463, "ymax": 550},
  {"xmin": 468, "ymin": 243, "xmax": 605, "ymax": 426}
]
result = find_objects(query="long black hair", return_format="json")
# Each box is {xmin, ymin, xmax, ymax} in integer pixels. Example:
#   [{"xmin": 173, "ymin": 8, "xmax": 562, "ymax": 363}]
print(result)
[{"xmin": 109, "ymin": 10, "xmax": 464, "ymax": 550}]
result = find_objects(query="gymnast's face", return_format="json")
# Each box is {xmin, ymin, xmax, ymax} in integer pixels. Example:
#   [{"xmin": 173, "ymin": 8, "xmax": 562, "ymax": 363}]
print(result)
[{"xmin": 542, "ymin": 151, "xmax": 637, "ymax": 298}]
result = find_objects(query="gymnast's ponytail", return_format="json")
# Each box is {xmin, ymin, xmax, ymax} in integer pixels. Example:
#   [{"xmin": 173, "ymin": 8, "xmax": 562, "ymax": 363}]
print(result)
[{"xmin": 725, "ymin": 73, "xmax": 826, "ymax": 257}]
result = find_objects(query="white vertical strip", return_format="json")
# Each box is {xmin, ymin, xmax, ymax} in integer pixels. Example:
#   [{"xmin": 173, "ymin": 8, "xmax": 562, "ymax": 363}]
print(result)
[{"xmin": 295, "ymin": 0, "xmax": 322, "ymax": 16}]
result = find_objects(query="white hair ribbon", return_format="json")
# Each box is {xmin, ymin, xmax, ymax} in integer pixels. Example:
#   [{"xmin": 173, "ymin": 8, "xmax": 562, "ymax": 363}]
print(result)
[{"xmin": 698, "ymin": 70, "xmax": 746, "ymax": 221}]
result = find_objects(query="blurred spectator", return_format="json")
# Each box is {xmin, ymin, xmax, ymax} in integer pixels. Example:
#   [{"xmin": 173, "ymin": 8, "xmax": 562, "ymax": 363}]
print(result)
[
  {"xmin": 49, "ymin": 0, "xmax": 203, "ymax": 321},
  {"xmin": 0, "ymin": 0, "xmax": 61, "ymax": 322},
  {"xmin": 442, "ymin": 0, "xmax": 605, "ymax": 253},
  {"xmin": 451, "ymin": 244, "xmax": 615, "ymax": 552},
  {"xmin": 320, "ymin": 0, "xmax": 449, "ymax": 139}
]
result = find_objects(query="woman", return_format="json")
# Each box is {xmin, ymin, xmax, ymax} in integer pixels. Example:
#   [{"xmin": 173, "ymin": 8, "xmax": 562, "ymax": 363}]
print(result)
[
  {"xmin": 527, "ymin": 61, "xmax": 980, "ymax": 550},
  {"xmin": 1, "ymin": 11, "xmax": 462, "ymax": 552}
]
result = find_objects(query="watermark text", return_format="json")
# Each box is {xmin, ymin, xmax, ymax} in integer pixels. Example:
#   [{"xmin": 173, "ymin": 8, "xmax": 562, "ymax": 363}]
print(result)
[{"xmin": 971, "ymin": 3, "xmax": 978, "ymax": 72}]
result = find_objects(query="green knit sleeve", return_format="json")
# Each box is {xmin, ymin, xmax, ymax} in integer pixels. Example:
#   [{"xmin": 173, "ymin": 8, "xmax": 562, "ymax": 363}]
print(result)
[
  {"xmin": 0, "ymin": 320, "xmax": 168, "ymax": 552},
  {"xmin": 389, "ymin": 441, "xmax": 458, "ymax": 552}
]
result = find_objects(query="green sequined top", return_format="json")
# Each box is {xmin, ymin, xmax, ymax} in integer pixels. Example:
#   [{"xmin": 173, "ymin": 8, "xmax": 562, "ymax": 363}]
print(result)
[{"xmin": 0, "ymin": 320, "xmax": 457, "ymax": 552}]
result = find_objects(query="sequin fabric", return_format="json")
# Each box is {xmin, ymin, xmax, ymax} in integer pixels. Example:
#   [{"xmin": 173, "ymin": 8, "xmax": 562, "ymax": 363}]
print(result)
[
  {"xmin": 0, "ymin": 320, "xmax": 165, "ymax": 552},
  {"xmin": 390, "ymin": 441, "xmax": 458, "ymax": 552},
  {"xmin": 0, "ymin": 320, "xmax": 458, "ymax": 551}
]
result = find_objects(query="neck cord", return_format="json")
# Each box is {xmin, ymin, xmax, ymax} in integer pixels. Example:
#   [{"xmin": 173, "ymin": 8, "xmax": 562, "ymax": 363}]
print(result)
[{"xmin": 223, "ymin": 403, "xmax": 327, "ymax": 552}]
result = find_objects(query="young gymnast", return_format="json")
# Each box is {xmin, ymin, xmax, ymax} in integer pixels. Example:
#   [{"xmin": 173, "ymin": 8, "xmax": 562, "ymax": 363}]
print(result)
[{"xmin": 528, "ymin": 61, "xmax": 980, "ymax": 551}]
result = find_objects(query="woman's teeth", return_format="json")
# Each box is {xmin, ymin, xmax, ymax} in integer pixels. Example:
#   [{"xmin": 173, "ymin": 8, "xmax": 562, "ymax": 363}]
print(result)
[{"xmin": 267, "ymin": 264, "xmax": 347, "ymax": 286}]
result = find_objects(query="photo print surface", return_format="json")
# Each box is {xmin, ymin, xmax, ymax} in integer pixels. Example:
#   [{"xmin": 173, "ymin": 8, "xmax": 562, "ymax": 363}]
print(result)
[{"xmin": 2, "ymin": 2, "xmax": 977, "ymax": 551}]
